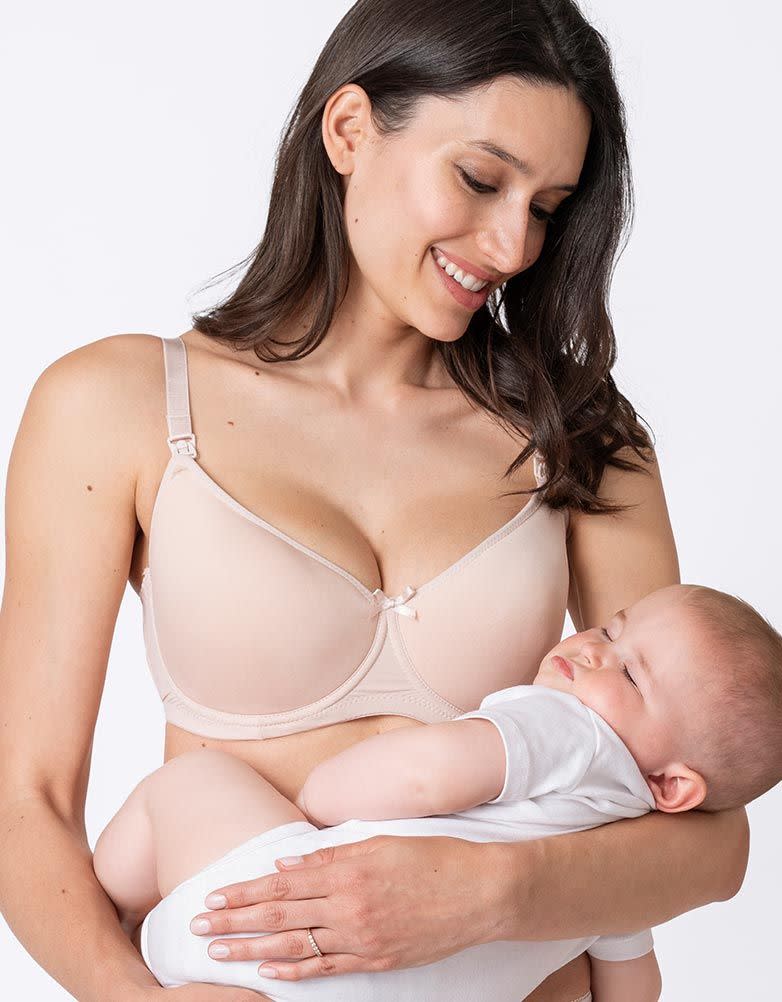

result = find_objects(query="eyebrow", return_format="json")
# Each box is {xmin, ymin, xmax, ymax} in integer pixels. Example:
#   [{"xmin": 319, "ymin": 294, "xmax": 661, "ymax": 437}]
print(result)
[
  {"xmin": 616, "ymin": 609, "xmax": 652, "ymax": 682},
  {"xmin": 464, "ymin": 140, "xmax": 579, "ymax": 193}
]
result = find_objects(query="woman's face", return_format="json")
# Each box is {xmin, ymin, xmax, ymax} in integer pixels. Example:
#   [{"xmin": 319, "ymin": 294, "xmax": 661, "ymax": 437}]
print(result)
[{"xmin": 323, "ymin": 75, "xmax": 591, "ymax": 343}]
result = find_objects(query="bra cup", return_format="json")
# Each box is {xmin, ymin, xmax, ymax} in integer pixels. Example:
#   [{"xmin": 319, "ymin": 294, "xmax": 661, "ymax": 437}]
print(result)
[
  {"xmin": 399, "ymin": 506, "xmax": 570, "ymax": 710},
  {"xmin": 150, "ymin": 469, "xmax": 378, "ymax": 714}
]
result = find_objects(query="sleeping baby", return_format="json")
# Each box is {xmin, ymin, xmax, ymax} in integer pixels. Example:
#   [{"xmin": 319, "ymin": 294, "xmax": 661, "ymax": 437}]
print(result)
[{"xmin": 92, "ymin": 583, "xmax": 782, "ymax": 1001}]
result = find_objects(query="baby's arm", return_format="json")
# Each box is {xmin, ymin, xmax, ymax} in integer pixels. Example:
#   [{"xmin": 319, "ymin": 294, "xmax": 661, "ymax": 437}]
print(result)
[
  {"xmin": 590, "ymin": 948, "xmax": 662, "ymax": 1001},
  {"xmin": 296, "ymin": 718, "xmax": 506, "ymax": 825}
]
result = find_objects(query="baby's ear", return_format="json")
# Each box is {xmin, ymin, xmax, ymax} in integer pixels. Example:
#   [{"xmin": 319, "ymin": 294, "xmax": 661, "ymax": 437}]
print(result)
[{"xmin": 646, "ymin": 764, "xmax": 707, "ymax": 813}]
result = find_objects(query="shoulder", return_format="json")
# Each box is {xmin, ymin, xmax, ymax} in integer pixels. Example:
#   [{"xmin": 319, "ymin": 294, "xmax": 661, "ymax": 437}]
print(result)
[
  {"xmin": 23, "ymin": 333, "xmax": 167, "ymax": 476},
  {"xmin": 36, "ymin": 332, "xmax": 163, "ymax": 396}
]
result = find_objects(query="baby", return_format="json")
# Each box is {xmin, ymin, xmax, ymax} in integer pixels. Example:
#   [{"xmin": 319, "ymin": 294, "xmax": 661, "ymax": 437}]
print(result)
[{"xmin": 93, "ymin": 583, "xmax": 782, "ymax": 1002}]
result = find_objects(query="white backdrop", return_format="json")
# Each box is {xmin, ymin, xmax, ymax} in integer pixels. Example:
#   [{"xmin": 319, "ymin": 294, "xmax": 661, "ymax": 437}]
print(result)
[{"xmin": 1, "ymin": 2, "xmax": 779, "ymax": 999}]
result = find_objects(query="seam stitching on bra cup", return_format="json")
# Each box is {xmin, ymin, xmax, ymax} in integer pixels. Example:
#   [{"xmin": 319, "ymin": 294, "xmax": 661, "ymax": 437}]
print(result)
[
  {"xmin": 411, "ymin": 492, "xmax": 545, "ymax": 598},
  {"xmin": 184, "ymin": 456, "xmax": 378, "ymax": 600},
  {"xmin": 141, "ymin": 497, "xmax": 559, "ymax": 729},
  {"xmin": 144, "ymin": 579, "xmax": 458, "ymax": 729},
  {"xmin": 170, "ymin": 442, "xmax": 546, "ymax": 604}
]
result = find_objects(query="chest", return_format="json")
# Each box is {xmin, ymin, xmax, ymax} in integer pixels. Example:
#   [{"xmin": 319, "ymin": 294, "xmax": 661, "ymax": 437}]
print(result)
[{"xmin": 134, "ymin": 368, "xmax": 554, "ymax": 598}]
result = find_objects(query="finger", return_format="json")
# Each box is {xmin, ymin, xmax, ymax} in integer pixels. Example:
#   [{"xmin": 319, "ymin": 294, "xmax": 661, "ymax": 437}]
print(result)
[
  {"xmin": 204, "ymin": 926, "xmax": 341, "ymax": 964},
  {"xmin": 256, "ymin": 950, "xmax": 391, "ymax": 982},
  {"xmin": 200, "ymin": 864, "xmax": 336, "ymax": 913},
  {"xmin": 274, "ymin": 837, "xmax": 385, "ymax": 871},
  {"xmin": 191, "ymin": 897, "xmax": 333, "ymax": 938}
]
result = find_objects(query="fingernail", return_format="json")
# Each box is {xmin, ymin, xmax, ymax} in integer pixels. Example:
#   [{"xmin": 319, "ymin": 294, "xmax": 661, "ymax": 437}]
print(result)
[
  {"xmin": 277, "ymin": 855, "xmax": 303, "ymax": 866},
  {"xmin": 209, "ymin": 944, "xmax": 230, "ymax": 959},
  {"xmin": 190, "ymin": 918, "xmax": 211, "ymax": 934},
  {"xmin": 205, "ymin": 893, "xmax": 227, "ymax": 908},
  {"xmin": 258, "ymin": 966, "xmax": 279, "ymax": 978}
]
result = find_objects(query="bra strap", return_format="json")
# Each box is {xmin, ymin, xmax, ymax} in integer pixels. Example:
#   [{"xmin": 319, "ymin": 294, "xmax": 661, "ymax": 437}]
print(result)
[{"xmin": 161, "ymin": 336, "xmax": 198, "ymax": 458}]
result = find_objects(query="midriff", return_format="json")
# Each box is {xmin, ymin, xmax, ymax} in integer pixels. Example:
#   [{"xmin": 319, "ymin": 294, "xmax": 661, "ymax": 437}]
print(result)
[{"xmin": 163, "ymin": 713, "xmax": 425, "ymax": 802}]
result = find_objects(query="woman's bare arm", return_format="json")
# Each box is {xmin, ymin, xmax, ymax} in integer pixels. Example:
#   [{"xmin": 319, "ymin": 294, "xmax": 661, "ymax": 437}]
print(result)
[
  {"xmin": 0, "ymin": 338, "xmax": 163, "ymax": 1001},
  {"xmin": 0, "ymin": 337, "xmax": 271, "ymax": 1002},
  {"xmin": 490, "ymin": 803, "xmax": 748, "ymax": 941}
]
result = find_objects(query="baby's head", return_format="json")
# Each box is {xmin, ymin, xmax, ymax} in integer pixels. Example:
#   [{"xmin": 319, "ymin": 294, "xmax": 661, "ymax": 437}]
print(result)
[{"xmin": 534, "ymin": 584, "xmax": 782, "ymax": 813}]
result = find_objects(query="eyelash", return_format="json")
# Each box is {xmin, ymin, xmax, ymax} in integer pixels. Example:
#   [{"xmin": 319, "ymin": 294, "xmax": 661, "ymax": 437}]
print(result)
[
  {"xmin": 601, "ymin": 628, "xmax": 639, "ymax": 689},
  {"xmin": 457, "ymin": 168, "xmax": 556, "ymax": 223}
]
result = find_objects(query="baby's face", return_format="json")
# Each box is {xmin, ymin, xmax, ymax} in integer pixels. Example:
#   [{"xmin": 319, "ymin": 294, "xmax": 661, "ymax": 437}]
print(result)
[{"xmin": 533, "ymin": 585, "xmax": 710, "ymax": 777}]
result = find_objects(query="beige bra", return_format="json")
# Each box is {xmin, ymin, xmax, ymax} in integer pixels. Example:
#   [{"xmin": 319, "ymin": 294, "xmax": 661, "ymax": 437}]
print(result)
[{"xmin": 139, "ymin": 336, "xmax": 570, "ymax": 739}]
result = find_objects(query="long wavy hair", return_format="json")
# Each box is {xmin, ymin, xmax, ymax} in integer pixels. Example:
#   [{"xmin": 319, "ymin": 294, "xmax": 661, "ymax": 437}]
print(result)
[{"xmin": 191, "ymin": 0, "xmax": 653, "ymax": 513}]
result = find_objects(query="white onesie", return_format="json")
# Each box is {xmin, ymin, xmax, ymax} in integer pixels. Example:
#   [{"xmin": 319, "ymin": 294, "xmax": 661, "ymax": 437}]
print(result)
[{"xmin": 140, "ymin": 686, "xmax": 657, "ymax": 1000}]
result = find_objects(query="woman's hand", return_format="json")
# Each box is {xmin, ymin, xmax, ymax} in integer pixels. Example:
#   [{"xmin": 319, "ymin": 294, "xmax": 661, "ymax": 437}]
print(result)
[{"xmin": 189, "ymin": 835, "xmax": 504, "ymax": 982}]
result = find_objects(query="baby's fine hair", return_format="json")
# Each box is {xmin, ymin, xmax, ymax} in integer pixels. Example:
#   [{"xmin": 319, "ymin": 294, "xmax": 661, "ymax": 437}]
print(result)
[{"xmin": 681, "ymin": 586, "xmax": 782, "ymax": 812}]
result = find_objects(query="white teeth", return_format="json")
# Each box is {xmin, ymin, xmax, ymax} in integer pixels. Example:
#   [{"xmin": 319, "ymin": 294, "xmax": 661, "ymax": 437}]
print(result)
[{"xmin": 435, "ymin": 253, "xmax": 489, "ymax": 292}]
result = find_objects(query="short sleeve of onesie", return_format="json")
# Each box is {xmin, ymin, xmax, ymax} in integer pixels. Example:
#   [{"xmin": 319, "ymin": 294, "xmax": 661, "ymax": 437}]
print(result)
[{"xmin": 455, "ymin": 686, "xmax": 602, "ymax": 803}]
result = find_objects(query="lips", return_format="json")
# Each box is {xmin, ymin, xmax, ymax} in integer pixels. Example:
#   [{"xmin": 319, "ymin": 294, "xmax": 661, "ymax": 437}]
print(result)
[
  {"xmin": 551, "ymin": 655, "xmax": 574, "ymax": 680},
  {"xmin": 431, "ymin": 246, "xmax": 498, "ymax": 284}
]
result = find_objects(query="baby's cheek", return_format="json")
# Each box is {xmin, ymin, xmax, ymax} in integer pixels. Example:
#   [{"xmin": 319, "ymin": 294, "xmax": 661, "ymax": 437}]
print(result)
[{"xmin": 579, "ymin": 679, "xmax": 629, "ymax": 737}]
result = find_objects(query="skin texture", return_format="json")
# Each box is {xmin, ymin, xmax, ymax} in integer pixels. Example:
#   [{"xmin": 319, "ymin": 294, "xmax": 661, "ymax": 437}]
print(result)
[{"xmin": 0, "ymin": 76, "xmax": 748, "ymax": 1002}]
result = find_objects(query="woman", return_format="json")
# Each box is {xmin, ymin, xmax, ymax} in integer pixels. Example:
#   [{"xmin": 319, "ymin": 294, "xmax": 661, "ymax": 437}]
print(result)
[{"xmin": 0, "ymin": 2, "xmax": 748, "ymax": 1001}]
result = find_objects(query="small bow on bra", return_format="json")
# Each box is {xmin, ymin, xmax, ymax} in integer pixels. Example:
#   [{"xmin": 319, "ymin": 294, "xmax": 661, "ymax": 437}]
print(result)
[{"xmin": 370, "ymin": 584, "xmax": 418, "ymax": 619}]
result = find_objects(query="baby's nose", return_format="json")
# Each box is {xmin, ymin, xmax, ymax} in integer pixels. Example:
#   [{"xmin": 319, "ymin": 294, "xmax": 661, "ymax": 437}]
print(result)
[{"xmin": 580, "ymin": 640, "xmax": 612, "ymax": 669}]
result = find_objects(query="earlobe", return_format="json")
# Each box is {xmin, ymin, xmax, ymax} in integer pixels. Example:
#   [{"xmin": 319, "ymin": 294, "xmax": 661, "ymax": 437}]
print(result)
[{"xmin": 647, "ymin": 764, "xmax": 707, "ymax": 813}]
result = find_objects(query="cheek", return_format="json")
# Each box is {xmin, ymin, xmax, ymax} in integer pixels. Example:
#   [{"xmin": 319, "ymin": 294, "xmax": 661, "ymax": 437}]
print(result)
[
  {"xmin": 576, "ymin": 676, "xmax": 634, "ymax": 734},
  {"xmin": 344, "ymin": 157, "xmax": 456, "ymax": 275}
]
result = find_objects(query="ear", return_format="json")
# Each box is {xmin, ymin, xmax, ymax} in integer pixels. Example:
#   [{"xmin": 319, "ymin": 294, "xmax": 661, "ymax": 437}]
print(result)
[
  {"xmin": 321, "ymin": 84, "xmax": 372, "ymax": 176},
  {"xmin": 646, "ymin": 764, "xmax": 707, "ymax": 813}
]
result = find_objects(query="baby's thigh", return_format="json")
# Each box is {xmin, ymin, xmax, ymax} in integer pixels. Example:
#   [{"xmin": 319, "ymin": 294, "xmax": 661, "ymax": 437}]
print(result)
[{"xmin": 146, "ymin": 748, "xmax": 307, "ymax": 897}]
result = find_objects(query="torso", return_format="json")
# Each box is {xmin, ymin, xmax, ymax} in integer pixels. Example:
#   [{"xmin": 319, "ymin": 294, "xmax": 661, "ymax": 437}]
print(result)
[
  {"xmin": 129, "ymin": 328, "xmax": 558, "ymax": 790},
  {"xmin": 127, "ymin": 327, "xmax": 586, "ymax": 998}
]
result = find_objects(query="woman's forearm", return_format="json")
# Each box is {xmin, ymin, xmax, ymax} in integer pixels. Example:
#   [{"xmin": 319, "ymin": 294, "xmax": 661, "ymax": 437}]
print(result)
[
  {"xmin": 0, "ymin": 793, "xmax": 158, "ymax": 1002},
  {"xmin": 490, "ymin": 806, "xmax": 749, "ymax": 942}
]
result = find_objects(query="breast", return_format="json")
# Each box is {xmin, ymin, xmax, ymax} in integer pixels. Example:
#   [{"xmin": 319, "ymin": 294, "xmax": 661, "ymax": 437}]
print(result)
[{"xmin": 140, "ymin": 458, "xmax": 570, "ymax": 740}]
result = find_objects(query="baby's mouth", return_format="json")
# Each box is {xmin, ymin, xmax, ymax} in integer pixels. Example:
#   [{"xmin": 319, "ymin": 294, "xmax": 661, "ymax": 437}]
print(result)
[{"xmin": 551, "ymin": 655, "xmax": 575, "ymax": 680}]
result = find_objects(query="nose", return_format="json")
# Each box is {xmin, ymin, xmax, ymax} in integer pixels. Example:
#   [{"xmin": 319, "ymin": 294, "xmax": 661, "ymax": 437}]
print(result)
[
  {"xmin": 479, "ymin": 208, "xmax": 531, "ymax": 277},
  {"xmin": 578, "ymin": 639, "xmax": 615, "ymax": 671}
]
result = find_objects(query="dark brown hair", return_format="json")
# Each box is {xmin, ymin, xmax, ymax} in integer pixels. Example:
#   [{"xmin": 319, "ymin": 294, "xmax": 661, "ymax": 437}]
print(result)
[{"xmin": 191, "ymin": 0, "xmax": 653, "ymax": 512}]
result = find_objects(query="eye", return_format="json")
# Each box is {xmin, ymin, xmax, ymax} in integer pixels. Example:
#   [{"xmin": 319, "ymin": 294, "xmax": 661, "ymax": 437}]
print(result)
[
  {"xmin": 458, "ymin": 167, "xmax": 497, "ymax": 195},
  {"xmin": 622, "ymin": 666, "xmax": 639, "ymax": 690},
  {"xmin": 530, "ymin": 204, "xmax": 556, "ymax": 224}
]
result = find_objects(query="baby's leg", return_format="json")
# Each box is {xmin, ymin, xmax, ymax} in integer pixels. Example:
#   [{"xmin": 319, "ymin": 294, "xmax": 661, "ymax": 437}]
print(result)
[{"xmin": 93, "ymin": 749, "xmax": 307, "ymax": 931}]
